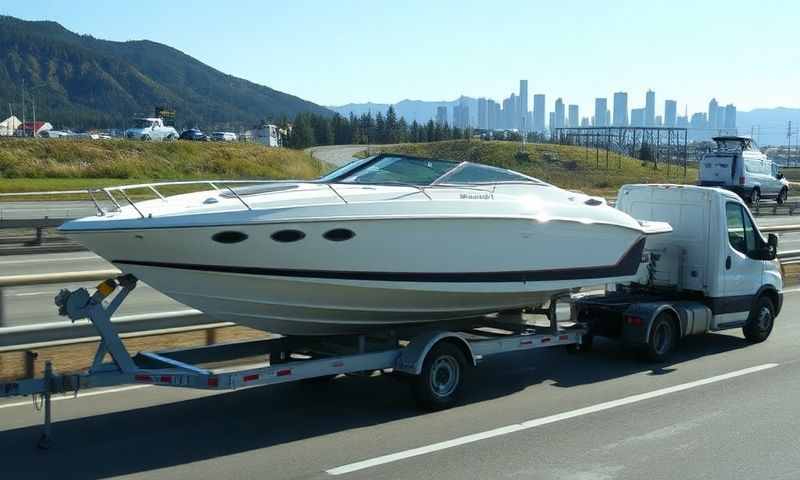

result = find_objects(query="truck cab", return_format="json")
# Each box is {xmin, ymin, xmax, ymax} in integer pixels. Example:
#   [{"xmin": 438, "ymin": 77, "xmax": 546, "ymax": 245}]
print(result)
[
  {"xmin": 575, "ymin": 184, "xmax": 782, "ymax": 360},
  {"xmin": 699, "ymin": 136, "xmax": 788, "ymax": 205}
]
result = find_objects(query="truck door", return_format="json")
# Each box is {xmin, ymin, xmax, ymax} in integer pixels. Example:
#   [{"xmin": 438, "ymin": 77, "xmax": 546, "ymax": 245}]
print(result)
[{"xmin": 718, "ymin": 202, "xmax": 763, "ymax": 327}]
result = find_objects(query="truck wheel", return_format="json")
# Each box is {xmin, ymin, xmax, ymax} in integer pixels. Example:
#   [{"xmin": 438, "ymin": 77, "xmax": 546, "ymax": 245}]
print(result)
[
  {"xmin": 777, "ymin": 188, "xmax": 788, "ymax": 205},
  {"xmin": 750, "ymin": 189, "xmax": 760, "ymax": 206},
  {"xmin": 141, "ymin": 134, "xmax": 151, "ymax": 141},
  {"xmin": 641, "ymin": 313, "xmax": 677, "ymax": 362},
  {"xmin": 743, "ymin": 296, "xmax": 774, "ymax": 343},
  {"xmin": 413, "ymin": 342, "xmax": 466, "ymax": 411}
]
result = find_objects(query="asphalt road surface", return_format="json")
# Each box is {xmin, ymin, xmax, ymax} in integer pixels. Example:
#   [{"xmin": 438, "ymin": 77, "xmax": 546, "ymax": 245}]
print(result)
[{"xmin": 2, "ymin": 289, "xmax": 800, "ymax": 479}]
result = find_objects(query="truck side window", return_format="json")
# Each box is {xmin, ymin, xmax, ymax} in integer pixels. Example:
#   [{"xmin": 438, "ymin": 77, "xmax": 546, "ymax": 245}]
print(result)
[{"xmin": 726, "ymin": 203, "xmax": 755, "ymax": 255}]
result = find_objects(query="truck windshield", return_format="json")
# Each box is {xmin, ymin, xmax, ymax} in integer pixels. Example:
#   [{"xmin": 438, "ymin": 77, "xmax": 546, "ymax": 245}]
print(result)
[{"xmin": 133, "ymin": 119, "xmax": 153, "ymax": 128}]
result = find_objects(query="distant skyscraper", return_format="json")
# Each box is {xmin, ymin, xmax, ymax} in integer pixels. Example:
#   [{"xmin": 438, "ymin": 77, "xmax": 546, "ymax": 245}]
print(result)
[
  {"xmin": 580, "ymin": 117, "xmax": 590, "ymax": 127},
  {"xmin": 594, "ymin": 98, "xmax": 608, "ymax": 127},
  {"xmin": 549, "ymin": 112, "xmax": 555, "ymax": 131},
  {"xmin": 568, "ymin": 104, "xmax": 579, "ymax": 128},
  {"xmin": 724, "ymin": 104, "xmax": 736, "ymax": 130},
  {"xmin": 708, "ymin": 98, "xmax": 719, "ymax": 130},
  {"xmin": 613, "ymin": 92, "xmax": 628, "ymax": 126},
  {"xmin": 664, "ymin": 100, "xmax": 677, "ymax": 127},
  {"xmin": 502, "ymin": 94, "xmax": 517, "ymax": 130},
  {"xmin": 554, "ymin": 98, "xmax": 565, "ymax": 129},
  {"xmin": 478, "ymin": 98, "xmax": 488, "ymax": 129},
  {"xmin": 453, "ymin": 100, "xmax": 470, "ymax": 129},
  {"xmin": 486, "ymin": 99, "xmax": 499, "ymax": 130},
  {"xmin": 645, "ymin": 90, "xmax": 656, "ymax": 126},
  {"xmin": 690, "ymin": 112, "xmax": 708, "ymax": 141},
  {"xmin": 631, "ymin": 108, "xmax": 645, "ymax": 127},
  {"xmin": 655, "ymin": 115, "xmax": 663, "ymax": 126},
  {"xmin": 435, "ymin": 106, "xmax": 447, "ymax": 126},
  {"xmin": 518, "ymin": 80, "xmax": 528, "ymax": 129},
  {"xmin": 533, "ymin": 94, "xmax": 545, "ymax": 133}
]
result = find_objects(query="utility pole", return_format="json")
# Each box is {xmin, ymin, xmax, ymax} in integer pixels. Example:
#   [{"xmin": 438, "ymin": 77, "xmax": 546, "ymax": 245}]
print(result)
[
  {"xmin": 21, "ymin": 78, "xmax": 25, "ymax": 137},
  {"xmin": 789, "ymin": 121, "xmax": 793, "ymax": 167}
]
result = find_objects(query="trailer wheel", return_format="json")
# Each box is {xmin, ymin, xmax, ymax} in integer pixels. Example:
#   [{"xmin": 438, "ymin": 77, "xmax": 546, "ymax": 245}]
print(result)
[
  {"xmin": 743, "ymin": 296, "xmax": 774, "ymax": 343},
  {"xmin": 641, "ymin": 313, "xmax": 676, "ymax": 362},
  {"xmin": 413, "ymin": 342, "xmax": 466, "ymax": 411}
]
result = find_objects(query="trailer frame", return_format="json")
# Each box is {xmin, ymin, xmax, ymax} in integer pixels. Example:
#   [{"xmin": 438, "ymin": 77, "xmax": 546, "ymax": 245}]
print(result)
[{"xmin": 0, "ymin": 275, "xmax": 588, "ymax": 449}]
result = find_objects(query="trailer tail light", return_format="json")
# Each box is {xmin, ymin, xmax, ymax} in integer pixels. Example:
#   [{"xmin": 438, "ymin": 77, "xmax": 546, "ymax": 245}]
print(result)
[
  {"xmin": 207, "ymin": 377, "xmax": 219, "ymax": 387},
  {"xmin": 276, "ymin": 369, "xmax": 292, "ymax": 377},
  {"xmin": 626, "ymin": 316, "xmax": 643, "ymax": 326},
  {"xmin": 243, "ymin": 374, "xmax": 259, "ymax": 382},
  {"xmin": 134, "ymin": 374, "xmax": 151, "ymax": 382},
  {"xmin": 739, "ymin": 176, "xmax": 746, "ymax": 185}
]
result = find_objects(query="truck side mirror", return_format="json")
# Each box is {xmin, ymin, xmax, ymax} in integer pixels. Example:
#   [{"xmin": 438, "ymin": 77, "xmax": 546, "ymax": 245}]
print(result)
[
  {"xmin": 777, "ymin": 173, "xmax": 784, "ymax": 179},
  {"xmin": 767, "ymin": 233, "xmax": 778, "ymax": 259}
]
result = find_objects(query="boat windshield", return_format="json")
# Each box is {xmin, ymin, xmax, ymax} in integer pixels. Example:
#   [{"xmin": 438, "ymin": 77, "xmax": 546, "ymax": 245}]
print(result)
[
  {"xmin": 325, "ymin": 155, "xmax": 460, "ymax": 185},
  {"xmin": 318, "ymin": 154, "xmax": 544, "ymax": 186}
]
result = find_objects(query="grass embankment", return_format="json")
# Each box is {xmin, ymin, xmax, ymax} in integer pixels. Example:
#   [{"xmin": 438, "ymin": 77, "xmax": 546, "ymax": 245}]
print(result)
[
  {"xmin": 367, "ymin": 140, "xmax": 698, "ymax": 196},
  {"xmin": 0, "ymin": 138, "xmax": 328, "ymax": 196}
]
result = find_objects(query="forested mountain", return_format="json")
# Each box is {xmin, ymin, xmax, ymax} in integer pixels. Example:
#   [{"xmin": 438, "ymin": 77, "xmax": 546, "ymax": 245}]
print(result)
[{"xmin": 0, "ymin": 15, "xmax": 331, "ymax": 130}]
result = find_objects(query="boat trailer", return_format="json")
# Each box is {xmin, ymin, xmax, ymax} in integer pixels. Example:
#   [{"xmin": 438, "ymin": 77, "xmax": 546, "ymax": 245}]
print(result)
[{"xmin": 0, "ymin": 275, "xmax": 589, "ymax": 448}]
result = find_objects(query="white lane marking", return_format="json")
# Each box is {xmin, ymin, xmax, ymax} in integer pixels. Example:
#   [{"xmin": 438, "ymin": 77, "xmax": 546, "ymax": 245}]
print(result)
[
  {"xmin": 0, "ymin": 385, "xmax": 151, "ymax": 409},
  {"xmin": 0, "ymin": 255, "xmax": 98, "ymax": 265},
  {"xmin": 782, "ymin": 287, "xmax": 800, "ymax": 294},
  {"xmin": 14, "ymin": 291, "xmax": 49, "ymax": 297},
  {"xmin": 326, "ymin": 363, "xmax": 779, "ymax": 476}
]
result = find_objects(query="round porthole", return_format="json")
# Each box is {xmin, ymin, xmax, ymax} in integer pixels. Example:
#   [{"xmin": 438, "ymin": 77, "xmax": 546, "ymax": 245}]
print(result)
[
  {"xmin": 212, "ymin": 231, "xmax": 248, "ymax": 244},
  {"xmin": 271, "ymin": 229, "xmax": 306, "ymax": 243},
  {"xmin": 323, "ymin": 228, "xmax": 355, "ymax": 242}
]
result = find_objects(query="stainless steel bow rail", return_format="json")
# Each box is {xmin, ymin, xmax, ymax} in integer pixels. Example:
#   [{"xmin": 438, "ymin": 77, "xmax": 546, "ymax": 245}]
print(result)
[
  {"xmin": 0, "ymin": 274, "xmax": 585, "ymax": 449},
  {"xmin": 86, "ymin": 179, "xmax": 500, "ymax": 218}
]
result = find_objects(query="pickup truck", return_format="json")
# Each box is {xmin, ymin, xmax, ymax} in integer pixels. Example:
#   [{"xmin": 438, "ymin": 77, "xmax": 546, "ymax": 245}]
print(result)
[{"xmin": 125, "ymin": 118, "xmax": 179, "ymax": 141}]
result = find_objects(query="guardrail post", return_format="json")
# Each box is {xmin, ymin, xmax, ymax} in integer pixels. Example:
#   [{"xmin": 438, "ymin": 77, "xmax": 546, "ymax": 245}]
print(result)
[
  {"xmin": 34, "ymin": 226, "xmax": 45, "ymax": 245},
  {"xmin": 0, "ymin": 286, "xmax": 5, "ymax": 328},
  {"xmin": 25, "ymin": 350, "xmax": 38, "ymax": 378}
]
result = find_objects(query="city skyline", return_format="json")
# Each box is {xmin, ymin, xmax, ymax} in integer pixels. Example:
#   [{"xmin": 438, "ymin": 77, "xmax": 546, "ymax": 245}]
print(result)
[{"xmin": 2, "ymin": 1, "xmax": 798, "ymax": 113}]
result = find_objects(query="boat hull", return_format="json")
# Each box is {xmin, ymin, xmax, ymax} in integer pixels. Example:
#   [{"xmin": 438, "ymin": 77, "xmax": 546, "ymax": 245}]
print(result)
[{"xmin": 65, "ymin": 216, "xmax": 645, "ymax": 335}]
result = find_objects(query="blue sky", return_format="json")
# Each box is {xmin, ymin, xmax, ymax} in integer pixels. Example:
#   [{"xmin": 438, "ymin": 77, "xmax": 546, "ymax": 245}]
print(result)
[{"xmin": 3, "ymin": 0, "xmax": 798, "ymax": 115}]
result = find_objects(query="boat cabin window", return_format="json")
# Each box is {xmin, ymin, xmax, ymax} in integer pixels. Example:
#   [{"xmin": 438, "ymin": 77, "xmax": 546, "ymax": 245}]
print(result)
[{"xmin": 335, "ymin": 156, "xmax": 458, "ymax": 185}]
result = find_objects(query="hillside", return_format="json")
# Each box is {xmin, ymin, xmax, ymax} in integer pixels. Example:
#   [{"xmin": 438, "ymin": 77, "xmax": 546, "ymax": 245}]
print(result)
[
  {"xmin": 0, "ymin": 16, "xmax": 332, "ymax": 130},
  {"xmin": 0, "ymin": 138, "xmax": 327, "ymax": 194},
  {"xmin": 365, "ymin": 140, "xmax": 698, "ymax": 196},
  {"xmin": 330, "ymin": 96, "xmax": 479, "ymax": 126}
]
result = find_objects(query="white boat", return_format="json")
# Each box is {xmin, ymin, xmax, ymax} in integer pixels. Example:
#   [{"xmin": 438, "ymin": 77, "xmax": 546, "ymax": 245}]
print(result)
[{"xmin": 60, "ymin": 154, "xmax": 666, "ymax": 335}]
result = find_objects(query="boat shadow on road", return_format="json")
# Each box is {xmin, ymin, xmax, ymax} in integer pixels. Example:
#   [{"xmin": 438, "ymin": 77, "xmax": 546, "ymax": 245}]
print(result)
[{"xmin": 0, "ymin": 332, "xmax": 752, "ymax": 479}]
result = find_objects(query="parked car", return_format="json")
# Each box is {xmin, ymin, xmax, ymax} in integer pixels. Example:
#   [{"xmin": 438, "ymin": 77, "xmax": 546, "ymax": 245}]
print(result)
[
  {"xmin": 124, "ymin": 118, "xmax": 179, "ymax": 141},
  {"xmin": 699, "ymin": 135, "xmax": 789, "ymax": 205},
  {"xmin": 179, "ymin": 128, "xmax": 209, "ymax": 141},
  {"xmin": 210, "ymin": 131, "xmax": 237, "ymax": 142}
]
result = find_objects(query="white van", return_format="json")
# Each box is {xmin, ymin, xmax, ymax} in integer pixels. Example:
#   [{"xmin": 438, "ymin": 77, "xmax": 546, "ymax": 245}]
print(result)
[{"xmin": 699, "ymin": 136, "xmax": 788, "ymax": 205}]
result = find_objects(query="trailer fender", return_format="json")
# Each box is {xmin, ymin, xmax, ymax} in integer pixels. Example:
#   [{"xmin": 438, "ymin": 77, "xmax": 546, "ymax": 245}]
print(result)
[
  {"xmin": 396, "ymin": 331, "xmax": 477, "ymax": 375},
  {"xmin": 621, "ymin": 303, "xmax": 683, "ymax": 346}
]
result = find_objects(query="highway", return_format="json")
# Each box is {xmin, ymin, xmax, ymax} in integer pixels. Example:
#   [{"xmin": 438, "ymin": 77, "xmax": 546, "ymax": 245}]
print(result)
[{"xmin": 1, "ymin": 289, "xmax": 799, "ymax": 479}]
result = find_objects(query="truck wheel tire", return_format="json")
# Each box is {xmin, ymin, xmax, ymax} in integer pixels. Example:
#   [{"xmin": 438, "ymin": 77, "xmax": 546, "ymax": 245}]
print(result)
[
  {"xmin": 777, "ymin": 189, "xmax": 787, "ymax": 205},
  {"xmin": 743, "ymin": 297, "xmax": 774, "ymax": 343},
  {"xmin": 641, "ymin": 313, "xmax": 676, "ymax": 362},
  {"xmin": 141, "ymin": 135, "xmax": 151, "ymax": 141},
  {"xmin": 750, "ymin": 189, "xmax": 760, "ymax": 206},
  {"xmin": 413, "ymin": 342, "xmax": 466, "ymax": 411}
]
